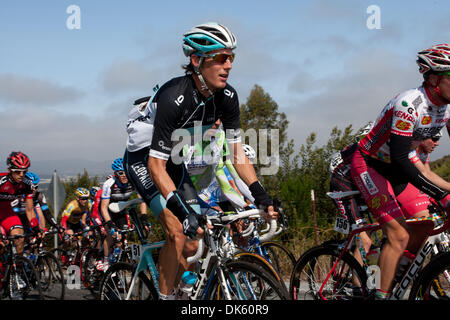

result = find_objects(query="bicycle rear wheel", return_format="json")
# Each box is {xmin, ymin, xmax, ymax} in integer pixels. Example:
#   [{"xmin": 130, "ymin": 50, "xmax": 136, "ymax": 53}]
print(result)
[
  {"xmin": 99, "ymin": 262, "xmax": 158, "ymax": 300},
  {"xmin": 35, "ymin": 252, "xmax": 65, "ymax": 300},
  {"xmin": 409, "ymin": 251, "xmax": 450, "ymax": 300},
  {"xmin": 289, "ymin": 245, "xmax": 368, "ymax": 300},
  {"xmin": 206, "ymin": 260, "xmax": 289, "ymax": 300}
]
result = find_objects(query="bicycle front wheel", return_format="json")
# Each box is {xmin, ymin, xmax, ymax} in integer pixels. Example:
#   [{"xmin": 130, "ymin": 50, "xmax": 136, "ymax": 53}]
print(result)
[
  {"xmin": 206, "ymin": 260, "xmax": 289, "ymax": 300},
  {"xmin": 35, "ymin": 252, "xmax": 65, "ymax": 300},
  {"xmin": 409, "ymin": 251, "xmax": 450, "ymax": 300},
  {"xmin": 260, "ymin": 241, "xmax": 296, "ymax": 286},
  {"xmin": 289, "ymin": 245, "xmax": 368, "ymax": 300},
  {"xmin": 7, "ymin": 256, "xmax": 43, "ymax": 300},
  {"xmin": 99, "ymin": 262, "xmax": 158, "ymax": 300}
]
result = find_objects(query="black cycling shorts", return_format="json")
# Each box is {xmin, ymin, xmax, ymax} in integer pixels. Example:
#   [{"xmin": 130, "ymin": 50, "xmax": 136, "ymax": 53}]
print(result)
[{"xmin": 123, "ymin": 147, "xmax": 200, "ymax": 220}]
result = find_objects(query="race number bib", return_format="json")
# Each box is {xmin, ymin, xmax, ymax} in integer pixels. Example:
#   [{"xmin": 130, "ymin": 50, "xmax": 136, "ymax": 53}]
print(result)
[
  {"xmin": 131, "ymin": 244, "xmax": 142, "ymax": 261},
  {"xmin": 334, "ymin": 216, "xmax": 350, "ymax": 234}
]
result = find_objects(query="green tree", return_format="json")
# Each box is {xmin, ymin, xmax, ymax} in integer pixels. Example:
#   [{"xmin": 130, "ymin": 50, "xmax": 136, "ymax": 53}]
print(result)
[{"xmin": 239, "ymin": 84, "xmax": 291, "ymax": 198}]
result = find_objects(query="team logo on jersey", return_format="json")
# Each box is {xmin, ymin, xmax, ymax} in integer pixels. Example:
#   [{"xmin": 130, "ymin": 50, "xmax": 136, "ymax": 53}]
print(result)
[
  {"xmin": 395, "ymin": 120, "xmax": 411, "ymax": 131},
  {"xmin": 394, "ymin": 110, "xmax": 414, "ymax": 122},
  {"xmin": 421, "ymin": 116, "xmax": 432, "ymax": 125}
]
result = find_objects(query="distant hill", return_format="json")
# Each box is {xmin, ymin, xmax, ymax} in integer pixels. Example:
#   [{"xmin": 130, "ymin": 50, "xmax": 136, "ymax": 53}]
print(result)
[
  {"xmin": 430, "ymin": 154, "xmax": 450, "ymax": 181},
  {"xmin": 0, "ymin": 158, "xmax": 111, "ymax": 179}
]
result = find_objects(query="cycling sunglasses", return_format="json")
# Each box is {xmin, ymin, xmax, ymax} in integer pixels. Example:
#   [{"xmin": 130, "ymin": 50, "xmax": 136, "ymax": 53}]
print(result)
[
  {"xmin": 431, "ymin": 137, "xmax": 441, "ymax": 142},
  {"xmin": 10, "ymin": 169, "xmax": 28, "ymax": 174},
  {"xmin": 78, "ymin": 196, "xmax": 89, "ymax": 200},
  {"xmin": 198, "ymin": 52, "xmax": 235, "ymax": 64},
  {"xmin": 115, "ymin": 170, "xmax": 126, "ymax": 176}
]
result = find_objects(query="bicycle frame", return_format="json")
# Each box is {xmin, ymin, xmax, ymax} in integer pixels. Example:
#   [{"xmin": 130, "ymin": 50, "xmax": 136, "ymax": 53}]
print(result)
[
  {"xmin": 318, "ymin": 196, "xmax": 450, "ymax": 300},
  {"xmin": 111, "ymin": 199, "xmax": 276, "ymax": 300}
]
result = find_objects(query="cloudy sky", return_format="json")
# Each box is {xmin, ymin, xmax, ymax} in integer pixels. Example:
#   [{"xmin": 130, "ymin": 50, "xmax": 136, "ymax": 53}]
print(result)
[{"xmin": 0, "ymin": 0, "xmax": 449, "ymax": 174}]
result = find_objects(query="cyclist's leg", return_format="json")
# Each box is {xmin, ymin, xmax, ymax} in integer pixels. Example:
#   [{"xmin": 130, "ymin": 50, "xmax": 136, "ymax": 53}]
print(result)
[
  {"xmin": 0, "ymin": 203, "xmax": 25, "ymax": 255},
  {"xmin": 351, "ymin": 149, "xmax": 408, "ymax": 296},
  {"xmin": 124, "ymin": 148, "xmax": 195, "ymax": 298},
  {"xmin": 396, "ymin": 183, "xmax": 433, "ymax": 254},
  {"xmin": 158, "ymin": 160, "xmax": 201, "ymax": 296}
]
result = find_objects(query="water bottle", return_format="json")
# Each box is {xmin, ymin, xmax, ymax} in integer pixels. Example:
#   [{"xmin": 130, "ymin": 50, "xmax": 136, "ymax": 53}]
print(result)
[
  {"xmin": 394, "ymin": 250, "xmax": 415, "ymax": 283},
  {"xmin": 109, "ymin": 247, "xmax": 121, "ymax": 264},
  {"xmin": 177, "ymin": 271, "xmax": 197, "ymax": 300}
]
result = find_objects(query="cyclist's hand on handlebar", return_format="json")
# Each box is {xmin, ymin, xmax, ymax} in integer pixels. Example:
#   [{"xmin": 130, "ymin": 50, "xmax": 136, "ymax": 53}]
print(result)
[{"xmin": 264, "ymin": 205, "xmax": 278, "ymax": 221}]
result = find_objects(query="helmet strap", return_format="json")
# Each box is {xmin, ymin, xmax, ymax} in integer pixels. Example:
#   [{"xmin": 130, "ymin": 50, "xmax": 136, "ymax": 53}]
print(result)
[
  {"xmin": 193, "ymin": 56, "xmax": 214, "ymax": 97},
  {"xmin": 424, "ymin": 75, "xmax": 450, "ymax": 105}
]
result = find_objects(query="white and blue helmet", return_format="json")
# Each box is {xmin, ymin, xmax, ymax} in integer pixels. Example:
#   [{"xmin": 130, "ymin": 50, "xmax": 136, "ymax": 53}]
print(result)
[{"xmin": 183, "ymin": 22, "xmax": 237, "ymax": 57}]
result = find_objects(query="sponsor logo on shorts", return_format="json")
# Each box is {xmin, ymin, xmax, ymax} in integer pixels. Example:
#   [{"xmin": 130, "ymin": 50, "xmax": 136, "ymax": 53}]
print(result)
[
  {"xmin": 368, "ymin": 194, "xmax": 388, "ymax": 210},
  {"xmin": 360, "ymin": 171, "xmax": 379, "ymax": 196}
]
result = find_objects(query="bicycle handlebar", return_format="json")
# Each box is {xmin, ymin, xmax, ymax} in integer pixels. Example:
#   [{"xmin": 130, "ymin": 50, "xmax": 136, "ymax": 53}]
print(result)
[
  {"xmin": 109, "ymin": 198, "xmax": 144, "ymax": 213},
  {"xmin": 186, "ymin": 238, "xmax": 204, "ymax": 264},
  {"xmin": 259, "ymin": 219, "xmax": 277, "ymax": 242}
]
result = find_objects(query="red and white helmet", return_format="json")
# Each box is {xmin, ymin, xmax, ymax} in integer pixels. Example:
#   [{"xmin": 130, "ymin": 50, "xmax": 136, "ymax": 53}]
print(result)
[
  {"xmin": 7, "ymin": 151, "xmax": 30, "ymax": 169},
  {"xmin": 417, "ymin": 44, "xmax": 450, "ymax": 74}
]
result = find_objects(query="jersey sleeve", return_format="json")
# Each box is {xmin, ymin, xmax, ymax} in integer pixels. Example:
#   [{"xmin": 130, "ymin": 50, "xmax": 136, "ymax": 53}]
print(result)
[
  {"xmin": 218, "ymin": 85, "xmax": 241, "ymax": 144},
  {"xmin": 149, "ymin": 89, "xmax": 182, "ymax": 160},
  {"xmin": 390, "ymin": 99, "xmax": 418, "ymax": 137},
  {"xmin": 101, "ymin": 178, "xmax": 114, "ymax": 200},
  {"xmin": 62, "ymin": 200, "xmax": 75, "ymax": 218}
]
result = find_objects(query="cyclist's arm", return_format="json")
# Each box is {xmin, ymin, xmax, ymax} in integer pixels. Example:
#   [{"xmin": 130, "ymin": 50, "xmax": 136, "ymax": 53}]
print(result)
[
  {"xmin": 230, "ymin": 142, "xmax": 258, "ymax": 186},
  {"xmin": 38, "ymin": 193, "xmax": 58, "ymax": 229},
  {"xmin": 34, "ymin": 205, "xmax": 46, "ymax": 230},
  {"xmin": 80, "ymin": 212, "xmax": 88, "ymax": 228},
  {"xmin": 215, "ymin": 162, "xmax": 247, "ymax": 209},
  {"xmin": 25, "ymin": 196, "xmax": 39, "ymax": 228},
  {"xmin": 391, "ymin": 133, "xmax": 448, "ymax": 198},
  {"xmin": 411, "ymin": 154, "xmax": 450, "ymax": 192},
  {"xmin": 224, "ymin": 159, "xmax": 255, "ymax": 203},
  {"xmin": 147, "ymin": 157, "xmax": 176, "ymax": 199},
  {"xmin": 100, "ymin": 198, "xmax": 112, "ymax": 223},
  {"xmin": 230, "ymin": 142, "xmax": 275, "ymax": 218}
]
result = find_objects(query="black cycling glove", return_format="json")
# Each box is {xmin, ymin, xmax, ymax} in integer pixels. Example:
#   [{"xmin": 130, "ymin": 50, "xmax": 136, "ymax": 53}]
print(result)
[{"xmin": 166, "ymin": 190, "xmax": 201, "ymax": 239}]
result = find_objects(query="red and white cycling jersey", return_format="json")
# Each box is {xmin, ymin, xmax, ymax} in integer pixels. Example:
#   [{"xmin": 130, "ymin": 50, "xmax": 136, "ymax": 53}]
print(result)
[{"xmin": 359, "ymin": 86, "xmax": 450, "ymax": 163}]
